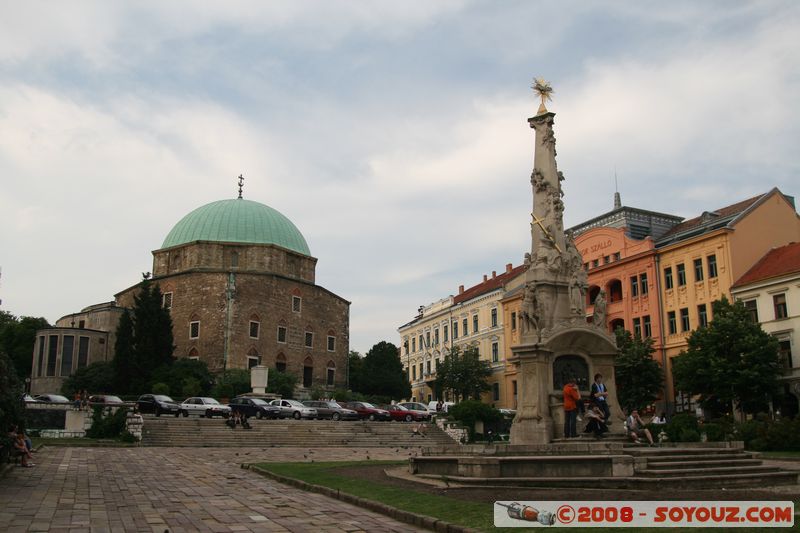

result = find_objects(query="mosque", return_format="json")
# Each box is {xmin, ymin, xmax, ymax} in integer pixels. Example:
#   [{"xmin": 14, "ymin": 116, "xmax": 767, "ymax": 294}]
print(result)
[{"xmin": 30, "ymin": 182, "xmax": 350, "ymax": 396}]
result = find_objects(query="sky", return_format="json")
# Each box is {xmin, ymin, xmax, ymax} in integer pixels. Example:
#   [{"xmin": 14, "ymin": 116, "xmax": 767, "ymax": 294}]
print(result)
[{"xmin": 1, "ymin": 1, "xmax": 798, "ymax": 354}]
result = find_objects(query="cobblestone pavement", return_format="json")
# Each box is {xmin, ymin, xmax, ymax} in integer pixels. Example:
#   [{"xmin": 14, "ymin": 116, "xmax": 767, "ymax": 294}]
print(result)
[{"xmin": 0, "ymin": 447, "xmax": 427, "ymax": 533}]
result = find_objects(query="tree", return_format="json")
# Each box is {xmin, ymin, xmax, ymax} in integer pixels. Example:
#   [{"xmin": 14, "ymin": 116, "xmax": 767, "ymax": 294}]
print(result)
[
  {"xmin": 210, "ymin": 369, "xmax": 251, "ymax": 399},
  {"xmin": 347, "ymin": 351, "xmax": 364, "ymax": 392},
  {"xmin": 672, "ymin": 296, "xmax": 782, "ymax": 416},
  {"xmin": 149, "ymin": 358, "xmax": 213, "ymax": 399},
  {"xmin": 268, "ymin": 371, "xmax": 298, "ymax": 399},
  {"xmin": 0, "ymin": 311, "xmax": 51, "ymax": 380},
  {"xmin": 614, "ymin": 328, "xmax": 663, "ymax": 412},
  {"xmin": 61, "ymin": 361, "xmax": 116, "ymax": 397},
  {"xmin": 0, "ymin": 348, "xmax": 24, "ymax": 438},
  {"xmin": 358, "ymin": 341, "xmax": 410, "ymax": 400},
  {"xmin": 113, "ymin": 278, "xmax": 175, "ymax": 394},
  {"xmin": 436, "ymin": 345, "xmax": 492, "ymax": 402}
]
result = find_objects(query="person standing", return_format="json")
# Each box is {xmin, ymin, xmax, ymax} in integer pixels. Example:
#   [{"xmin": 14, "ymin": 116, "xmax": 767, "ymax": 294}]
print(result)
[
  {"xmin": 591, "ymin": 374, "xmax": 611, "ymax": 423},
  {"xmin": 562, "ymin": 377, "xmax": 581, "ymax": 438}
]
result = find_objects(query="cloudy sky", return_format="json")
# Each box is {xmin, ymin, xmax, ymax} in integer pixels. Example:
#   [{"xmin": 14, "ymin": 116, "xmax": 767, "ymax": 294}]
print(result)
[{"xmin": 1, "ymin": 1, "xmax": 798, "ymax": 354}]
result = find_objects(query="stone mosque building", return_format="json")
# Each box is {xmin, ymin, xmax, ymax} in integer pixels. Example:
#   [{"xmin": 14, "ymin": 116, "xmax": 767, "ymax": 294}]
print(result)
[{"xmin": 30, "ymin": 187, "xmax": 350, "ymax": 395}]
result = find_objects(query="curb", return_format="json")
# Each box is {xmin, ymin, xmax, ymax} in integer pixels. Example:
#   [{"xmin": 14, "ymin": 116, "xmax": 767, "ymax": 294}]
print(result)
[{"xmin": 245, "ymin": 463, "xmax": 479, "ymax": 533}]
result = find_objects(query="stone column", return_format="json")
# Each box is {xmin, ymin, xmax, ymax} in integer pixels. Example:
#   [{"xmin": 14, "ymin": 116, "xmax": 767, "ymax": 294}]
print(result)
[{"xmin": 509, "ymin": 346, "xmax": 554, "ymax": 445}]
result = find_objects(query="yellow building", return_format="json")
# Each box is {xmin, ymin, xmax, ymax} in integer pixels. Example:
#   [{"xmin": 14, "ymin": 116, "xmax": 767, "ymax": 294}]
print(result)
[
  {"xmin": 654, "ymin": 188, "xmax": 800, "ymax": 411},
  {"xmin": 398, "ymin": 263, "xmax": 525, "ymax": 407}
]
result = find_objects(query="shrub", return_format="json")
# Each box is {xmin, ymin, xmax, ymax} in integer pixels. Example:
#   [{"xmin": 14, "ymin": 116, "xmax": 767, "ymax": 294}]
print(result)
[
  {"xmin": 267, "ymin": 371, "xmax": 298, "ymax": 399},
  {"xmin": 664, "ymin": 413, "xmax": 698, "ymax": 442},
  {"xmin": 701, "ymin": 422, "xmax": 725, "ymax": 442},
  {"xmin": 212, "ymin": 369, "xmax": 251, "ymax": 399},
  {"xmin": 679, "ymin": 429, "xmax": 701, "ymax": 442},
  {"xmin": 86, "ymin": 406, "xmax": 129, "ymax": 439},
  {"xmin": 151, "ymin": 382, "xmax": 170, "ymax": 395},
  {"xmin": 150, "ymin": 359, "xmax": 213, "ymax": 398},
  {"xmin": 449, "ymin": 400, "xmax": 502, "ymax": 441},
  {"xmin": 181, "ymin": 377, "xmax": 201, "ymax": 399},
  {"xmin": 61, "ymin": 361, "xmax": 115, "ymax": 397}
]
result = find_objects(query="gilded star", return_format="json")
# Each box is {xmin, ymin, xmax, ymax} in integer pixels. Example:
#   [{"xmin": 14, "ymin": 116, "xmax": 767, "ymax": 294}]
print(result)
[{"xmin": 532, "ymin": 77, "xmax": 554, "ymax": 114}]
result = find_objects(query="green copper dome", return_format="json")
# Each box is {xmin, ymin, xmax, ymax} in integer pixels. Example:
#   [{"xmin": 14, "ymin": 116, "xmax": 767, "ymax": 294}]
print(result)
[{"xmin": 161, "ymin": 198, "xmax": 310, "ymax": 255}]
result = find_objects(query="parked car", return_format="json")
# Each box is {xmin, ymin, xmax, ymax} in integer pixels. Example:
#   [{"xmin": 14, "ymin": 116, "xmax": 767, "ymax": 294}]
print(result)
[
  {"xmin": 34, "ymin": 394, "xmax": 70, "ymax": 403},
  {"xmin": 22, "ymin": 394, "xmax": 39, "ymax": 403},
  {"xmin": 228, "ymin": 397, "xmax": 281, "ymax": 419},
  {"xmin": 427, "ymin": 400, "xmax": 455, "ymax": 413},
  {"xmin": 399, "ymin": 401, "xmax": 432, "ymax": 414},
  {"xmin": 269, "ymin": 399, "xmax": 318, "ymax": 420},
  {"xmin": 136, "ymin": 394, "xmax": 181, "ymax": 416},
  {"xmin": 303, "ymin": 400, "xmax": 359, "ymax": 421},
  {"xmin": 179, "ymin": 397, "xmax": 231, "ymax": 418},
  {"xmin": 89, "ymin": 395, "xmax": 124, "ymax": 405},
  {"xmin": 342, "ymin": 401, "xmax": 391, "ymax": 421},
  {"xmin": 382, "ymin": 404, "xmax": 430, "ymax": 422}
]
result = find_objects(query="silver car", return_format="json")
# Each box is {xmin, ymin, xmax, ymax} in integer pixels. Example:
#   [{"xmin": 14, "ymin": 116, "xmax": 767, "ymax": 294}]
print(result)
[
  {"xmin": 179, "ymin": 397, "xmax": 231, "ymax": 418},
  {"xmin": 269, "ymin": 399, "xmax": 318, "ymax": 420}
]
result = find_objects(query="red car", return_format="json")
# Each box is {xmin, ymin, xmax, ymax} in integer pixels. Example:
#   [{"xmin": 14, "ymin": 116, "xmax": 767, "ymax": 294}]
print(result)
[
  {"xmin": 382, "ymin": 404, "xmax": 431, "ymax": 422},
  {"xmin": 341, "ymin": 401, "xmax": 391, "ymax": 421}
]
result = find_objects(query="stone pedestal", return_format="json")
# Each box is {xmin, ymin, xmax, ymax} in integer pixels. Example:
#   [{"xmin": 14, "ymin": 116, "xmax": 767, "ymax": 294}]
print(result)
[
  {"xmin": 250, "ymin": 365, "xmax": 269, "ymax": 395},
  {"xmin": 509, "ymin": 345, "xmax": 553, "ymax": 445}
]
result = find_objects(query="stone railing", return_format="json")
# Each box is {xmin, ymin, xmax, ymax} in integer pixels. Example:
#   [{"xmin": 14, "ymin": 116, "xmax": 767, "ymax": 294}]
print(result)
[
  {"xmin": 435, "ymin": 416, "xmax": 468, "ymax": 444},
  {"xmin": 125, "ymin": 413, "xmax": 144, "ymax": 441}
]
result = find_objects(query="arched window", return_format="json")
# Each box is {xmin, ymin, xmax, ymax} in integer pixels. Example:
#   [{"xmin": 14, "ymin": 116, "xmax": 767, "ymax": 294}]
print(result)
[
  {"xmin": 552, "ymin": 355, "xmax": 589, "ymax": 390},
  {"xmin": 276, "ymin": 353, "xmax": 287, "ymax": 373},
  {"xmin": 609, "ymin": 318, "xmax": 625, "ymax": 334},
  {"xmin": 588, "ymin": 285, "xmax": 601, "ymax": 305},
  {"xmin": 188, "ymin": 348, "xmax": 199, "ymax": 361},
  {"xmin": 303, "ymin": 356, "xmax": 314, "ymax": 388},
  {"xmin": 607, "ymin": 279, "xmax": 623, "ymax": 302},
  {"xmin": 326, "ymin": 360, "xmax": 336, "ymax": 387},
  {"xmin": 247, "ymin": 347, "xmax": 260, "ymax": 369}
]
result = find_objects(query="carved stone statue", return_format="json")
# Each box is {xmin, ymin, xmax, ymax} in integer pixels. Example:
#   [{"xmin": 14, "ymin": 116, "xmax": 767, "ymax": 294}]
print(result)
[
  {"xmin": 593, "ymin": 290, "xmax": 607, "ymax": 329},
  {"xmin": 569, "ymin": 272, "xmax": 586, "ymax": 315},
  {"xmin": 520, "ymin": 283, "xmax": 540, "ymax": 337}
]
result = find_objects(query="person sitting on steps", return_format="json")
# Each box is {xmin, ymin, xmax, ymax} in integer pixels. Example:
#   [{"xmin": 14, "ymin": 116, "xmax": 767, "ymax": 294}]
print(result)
[
  {"xmin": 583, "ymin": 404, "xmax": 608, "ymax": 439},
  {"xmin": 626, "ymin": 409, "xmax": 654, "ymax": 446},
  {"xmin": 13, "ymin": 433, "xmax": 34, "ymax": 467}
]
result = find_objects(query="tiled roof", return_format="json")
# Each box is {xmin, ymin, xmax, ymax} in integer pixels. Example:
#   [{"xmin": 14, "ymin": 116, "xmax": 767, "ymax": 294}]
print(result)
[
  {"xmin": 732, "ymin": 242, "xmax": 800, "ymax": 288},
  {"xmin": 656, "ymin": 193, "xmax": 765, "ymax": 244},
  {"xmin": 453, "ymin": 264, "xmax": 527, "ymax": 304}
]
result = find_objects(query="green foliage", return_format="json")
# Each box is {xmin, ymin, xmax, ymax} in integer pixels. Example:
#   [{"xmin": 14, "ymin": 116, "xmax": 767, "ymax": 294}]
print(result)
[
  {"xmin": 663, "ymin": 413, "xmax": 699, "ymax": 443},
  {"xmin": 0, "ymin": 311, "xmax": 51, "ymax": 380},
  {"xmin": 85, "ymin": 406, "xmax": 129, "ymax": 439},
  {"xmin": 347, "ymin": 351, "xmax": 364, "ymax": 392},
  {"xmin": 310, "ymin": 385, "xmax": 327, "ymax": 400},
  {"xmin": 613, "ymin": 328, "xmax": 663, "ymax": 412},
  {"xmin": 678, "ymin": 428, "xmax": 701, "ymax": 442},
  {"xmin": 448, "ymin": 400, "xmax": 501, "ymax": 441},
  {"xmin": 113, "ymin": 278, "xmax": 175, "ymax": 395},
  {"xmin": 435, "ymin": 345, "xmax": 491, "ymax": 402},
  {"xmin": 119, "ymin": 431, "xmax": 138, "ymax": 443},
  {"xmin": 735, "ymin": 417, "xmax": 800, "ymax": 451},
  {"xmin": 332, "ymin": 388, "xmax": 355, "ymax": 402},
  {"xmin": 149, "ymin": 358, "xmax": 213, "ymax": 399},
  {"xmin": 211, "ymin": 369, "xmax": 251, "ymax": 399},
  {"xmin": 61, "ymin": 361, "xmax": 115, "ymax": 397},
  {"xmin": 672, "ymin": 296, "xmax": 782, "ymax": 414},
  {"xmin": 0, "ymin": 348, "xmax": 25, "ymax": 436},
  {"xmin": 151, "ymin": 382, "xmax": 170, "ymax": 395},
  {"xmin": 358, "ymin": 342, "xmax": 410, "ymax": 399},
  {"xmin": 268, "ymin": 371, "xmax": 298, "ymax": 399}
]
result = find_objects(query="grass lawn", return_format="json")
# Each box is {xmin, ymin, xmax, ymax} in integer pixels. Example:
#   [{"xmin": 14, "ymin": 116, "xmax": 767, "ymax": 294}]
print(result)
[{"xmin": 253, "ymin": 461, "xmax": 800, "ymax": 532}]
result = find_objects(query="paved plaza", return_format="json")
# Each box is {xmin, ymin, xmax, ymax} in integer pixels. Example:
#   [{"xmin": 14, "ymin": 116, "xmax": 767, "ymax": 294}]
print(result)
[{"xmin": 0, "ymin": 446, "xmax": 427, "ymax": 533}]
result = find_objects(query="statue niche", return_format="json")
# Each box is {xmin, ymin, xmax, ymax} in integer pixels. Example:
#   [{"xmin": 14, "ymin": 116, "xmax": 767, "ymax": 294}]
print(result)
[{"xmin": 552, "ymin": 355, "xmax": 589, "ymax": 391}]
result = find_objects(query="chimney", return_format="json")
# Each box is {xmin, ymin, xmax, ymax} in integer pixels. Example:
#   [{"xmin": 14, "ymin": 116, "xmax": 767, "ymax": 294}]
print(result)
[
  {"xmin": 483, "ymin": 274, "xmax": 488, "ymax": 282},
  {"xmin": 492, "ymin": 270, "xmax": 497, "ymax": 278},
  {"xmin": 506, "ymin": 263, "xmax": 512, "ymax": 273},
  {"xmin": 459, "ymin": 285, "xmax": 464, "ymax": 294}
]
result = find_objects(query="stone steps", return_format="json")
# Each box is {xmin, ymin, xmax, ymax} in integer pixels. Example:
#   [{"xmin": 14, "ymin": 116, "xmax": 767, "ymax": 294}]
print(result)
[
  {"xmin": 141, "ymin": 418, "xmax": 453, "ymax": 447},
  {"xmin": 637, "ymin": 465, "xmax": 782, "ymax": 477},
  {"xmin": 645, "ymin": 458, "xmax": 762, "ymax": 469}
]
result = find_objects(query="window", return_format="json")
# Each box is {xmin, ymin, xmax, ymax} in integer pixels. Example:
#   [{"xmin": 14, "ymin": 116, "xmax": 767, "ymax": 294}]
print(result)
[
  {"xmin": 492, "ymin": 382, "xmax": 500, "ymax": 401},
  {"xmin": 163, "ymin": 292, "xmax": 173, "ymax": 310},
  {"xmin": 677, "ymin": 263, "xmax": 686, "ymax": 286},
  {"xmin": 511, "ymin": 312, "xmax": 517, "ymax": 330},
  {"xmin": 37, "ymin": 336, "xmax": 45, "ymax": 377},
  {"xmin": 698, "ymin": 304, "xmax": 708, "ymax": 328},
  {"xmin": 603, "ymin": 255, "xmax": 610, "ymax": 264},
  {"xmin": 434, "ymin": 328, "xmax": 439, "ymax": 345},
  {"xmin": 473, "ymin": 315, "xmax": 479, "ymax": 334},
  {"xmin": 303, "ymin": 360, "xmax": 313, "ymax": 388},
  {"xmin": 664, "ymin": 267, "xmax": 674, "ymax": 290},
  {"xmin": 78, "ymin": 320, "xmax": 85, "ymax": 329},
  {"xmin": 412, "ymin": 365, "xmax": 417, "ymax": 380},
  {"xmin": 419, "ymin": 363, "xmax": 423, "ymax": 380},
  {"xmin": 443, "ymin": 325, "xmax": 448, "ymax": 342},
  {"xmin": 327, "ymin": 367, "xmax": 335, "ymax": 386},
  {"xmin": 592, "ymin": 259, "xmax": 599, "ymax": 268},
  {"xmin": 640, "ymin": 273, "xmax": 648, "ymax": 295},
  {"xmin": 190, "ymin": 321, "xmax": 200, "ymax": 339},
  {"xmin": 614, "ymin": 252, "xmax": 621, "ymax": 261},
  {"xmin": 77, "ymin": 337, "xmax": 89, "ymax": 368},
  {"xmin": 633, "ymin": 317, "xmax": 641, "ymax": 338},
  {"xmin": 462, "ymin": 318, "xmax": 468, "ymax": 336},
  {"xmin": 426, "ymin": 331, "xmax": 430, "ymax": 347},
  {"xmin": 707, "ymin": 254, "xmax": 718, "ymax": 278},
  {"xmin": 249, "ymin": 321, "xmax": 260, "ymax": 339},
  {"xmin": 453, "ymin": 321, "xmax": 458, "ymax": 339},
  {"xmin": 680, "ymin": 308, "xmax": 690, "ymax": 332},
  {"xmin": 247, "ymin": 356, "xmax": 260, "ymax": 369},
  {"xmin": 276, "ymin": 354, "xmax": 287, "ymax": 373},
  {"xmin": 327, "ymin": 335, "xmax": 335, "ymax": 351},
  {"xmin": 643, "ymin": 315, "xmax": 652, "ymax": 338},
  {"xmin": 230, "ymin": 251, "xmax": 239, "ymax": 267},
  {"xmin": 492, "ymin": 342, "xmax": 499, "ymax": 362},
  {"xmin": 412, "ymin": 338, "xmax": 416, "ymax": 352},
  {"xmin": 744, "ymin": 300, "xmax": 759, "ymax": 323},
  {"xmin": 694, "ymin": 258, "xmax": 704, "ymax": 282},
  {"xmin": 47, "ymin": 335, "xmax": 58, "ymax": 376},
  {"xmin": 774, "ymin": 293, "xmax": 788, "ymax": 319},
  {"xmin": 778, "ymin": 340, "xmax": 792, "ymax": 369},
  {"xmin": 630, "ymin": 276, "xmax": 639, "ymax": 297},
  {"xmin": 277, "ymin": 326, "xmax": 287, "ymax": 343},
  {"xmin": 426, "ymin": 360, "xmax": 431, "ymax": 375},
  {"xmin": 305, "ymin": 331, "xmax": 314, "ymax": 348},
  {"xmin": 491, "ymin": 308, "xmax": 498, "ymax": 327},
  {"xmin": 668, "ymin": 311, "xmax": 677, "ymax": 334},
  {"xmin": 292, "ymin": 296, "xmax": 301, "ymax": 313},
  {"xmin": 60, "ymin": 335, "xmax": 74, "ymax": 377}
]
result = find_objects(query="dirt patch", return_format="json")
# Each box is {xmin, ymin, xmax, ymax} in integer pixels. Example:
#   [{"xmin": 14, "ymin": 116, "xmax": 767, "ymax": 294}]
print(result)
[{"xmin": 330, "ymin": 464, "xmax": 800, "ymax": 503}]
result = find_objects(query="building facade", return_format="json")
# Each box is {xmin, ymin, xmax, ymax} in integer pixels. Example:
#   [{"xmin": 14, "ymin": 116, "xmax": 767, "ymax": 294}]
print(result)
[
  {"xmin": 731, "ymin": 241, "xmax": 800, "ymax": 418},
  {"xmin": 32, "ymin": 195, "xmax": 350, "ymax": 396}
]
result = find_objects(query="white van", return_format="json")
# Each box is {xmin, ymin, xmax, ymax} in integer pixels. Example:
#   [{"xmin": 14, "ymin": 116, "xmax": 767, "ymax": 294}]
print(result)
[{"xmin": 427, "ymin": 400, "xmax": 455, "ymax": 413}]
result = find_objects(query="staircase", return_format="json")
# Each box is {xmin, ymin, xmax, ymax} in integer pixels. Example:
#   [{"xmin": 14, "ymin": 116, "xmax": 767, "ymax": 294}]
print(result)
[
  {"xmin": 141, "ymin": 417, "xmax": 454, "ymax": 448},
  {"xmin": 627, "ymin": 447, "xmax": 799, "ymax": 488}
]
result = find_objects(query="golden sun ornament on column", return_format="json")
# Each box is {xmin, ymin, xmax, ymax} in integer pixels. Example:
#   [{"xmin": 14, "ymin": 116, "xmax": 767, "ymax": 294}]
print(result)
[{"xmin": 532, "ymin": 77, "xmax": 554, "ymax": 115}]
